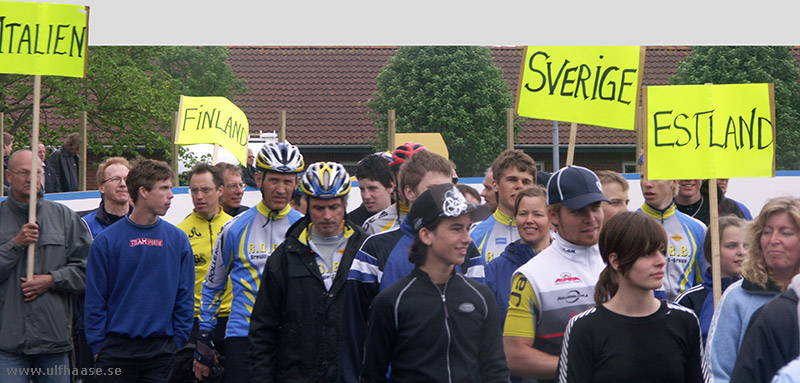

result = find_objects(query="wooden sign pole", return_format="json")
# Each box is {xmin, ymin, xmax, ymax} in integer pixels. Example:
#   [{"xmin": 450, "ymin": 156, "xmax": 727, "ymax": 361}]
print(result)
[
  {"xmin": 566, "ymin": 122, "xmax": 577, "ymax": 166},
  {"xmin": 212, "ymin": 144, "xmax": 220, "ymax": 165},
  {"xmin": 388, "ymin": 110, "xmax": 396, "ymax": 150},
  {"xmin": 278, "ymin": 110, "xmax": 286, "ymax": 143},
  {"xmin": 79, "ymin": 112, "xmax": 87, "ymax": 191},
  {"xmin": 506, "ymin": 108, "xmax": 514, "ymax": 150},
  {"xmin": 1, "ymin": 112, "xmax": 4, "ymax": 196},
  {"xmin": 709, "ymin": 178, "xmax": 722, "ymax": 306},
  {"xmin": 27, "ymin": 75, "xmax": 42, "ymax": 281}
]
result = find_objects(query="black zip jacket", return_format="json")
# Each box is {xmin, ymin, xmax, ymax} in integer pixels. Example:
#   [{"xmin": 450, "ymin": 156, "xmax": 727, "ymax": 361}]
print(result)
[
  {"xmin": 360, "ymin": 267, "xmax": 509, "ymax": 383},
  {"xmin": 249, "ymin": 216, "xmax": 367, "ymax": 382}
]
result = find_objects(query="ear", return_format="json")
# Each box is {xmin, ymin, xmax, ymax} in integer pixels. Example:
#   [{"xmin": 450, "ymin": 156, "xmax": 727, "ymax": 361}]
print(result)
[
  {"xmin": 419, "ymin": 227, "xmax": 434, "ymax": 246},
  {"xmin": 404, "ymin": 184, "xmax": 416, "ymax": 202},
  {"xmin": 388, "ymin": 181, "xmax": 396, "ymax": 194},
  {"xmin": 254, "ymin": 171, "xmax": 262, "ymax": 186},
  {"xmin": 492, "ymin": 177, "xmax": 499, "ymax": 190},
  {"xmin": 547, "ymin": 207, "xmax": 560, "ymax": 227},
  {"xmin": 608, "ymin": 253, "xmax": 620, "ymax": 271},
  {"xmin": 138, "ymin": 186, "xmax": 148, "ymax": 201}
]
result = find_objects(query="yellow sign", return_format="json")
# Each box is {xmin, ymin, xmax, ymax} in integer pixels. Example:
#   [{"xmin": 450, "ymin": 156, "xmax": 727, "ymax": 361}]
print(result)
[
  {"xmin": 644, "ymin": 83, "xmax": 776, "ymax": 180},
  {"xmin": 0, "ymin": 2, "xmax": 89, "ymax": 78},
  {"xmin": 177, "ymin": 96, "xmax": 249, "ymax": 165},
  {"xmin": 516, "ymin": 46, "xmax": 643, "ymax": 130},
  {"xmin": 395, "ymin": 133, "xmax": 449, "ymax": 159}
]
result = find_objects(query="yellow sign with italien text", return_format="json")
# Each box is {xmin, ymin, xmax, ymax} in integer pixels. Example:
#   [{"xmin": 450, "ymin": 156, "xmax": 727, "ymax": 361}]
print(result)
[
  {"xmin": 0, "ymin": 1, "xmax": 89, "ymax": 78},
  {"xmin": 644, "ymin": 83, "xmax": 775, "ymax": 180},
  {"xmin": 177, "ymin": 96, "xmax": 249, "ymax": 165},
  {"xmin": 516, "ymin": 46, "xmax": 643, "ymax": 130}
]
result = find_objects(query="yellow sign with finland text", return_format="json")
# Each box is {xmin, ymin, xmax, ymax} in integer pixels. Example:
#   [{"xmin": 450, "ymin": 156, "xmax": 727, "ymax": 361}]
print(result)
[
  {"xmin": 177, "ymin": 96, "xmax": 250, "ymax": 165},
  {"xmin": 644, "ymin": 83, "xmax": 775, "ymax": 180},
  {"xmin": 0, "ymin": 1, "xmax": 89, "ymax": 78},
  {"xmin": 516, "ymin": 46, "xmax": 644, "ymax": 130}
]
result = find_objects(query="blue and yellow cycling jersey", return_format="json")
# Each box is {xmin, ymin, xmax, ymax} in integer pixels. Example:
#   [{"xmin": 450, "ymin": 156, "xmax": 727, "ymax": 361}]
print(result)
[
  {"xmin": 639, "ymin": 202, "xmax": 707, "ymax": 302},
  {"xmin": 198, "ymin": 202, "xmax": 302, "ymax": 338},
  {"xmin": 470, "ymin": 209, "xmax": 519, "ymax": 264}
]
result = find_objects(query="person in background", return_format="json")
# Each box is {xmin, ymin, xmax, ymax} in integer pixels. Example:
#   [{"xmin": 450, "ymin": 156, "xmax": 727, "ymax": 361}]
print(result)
[
  {"xmin": 457, "ymin": 183, "xmax": 482, "ymax": 205},
  {"xmin": 351, "ymin": 152, "xmax": 395, "ymax": 227},
  {"xmin": 481, "ymin": 167, "xmax": 498, "ymax": 212},
  {"xmin": 595, "ymin": 170, "xmax": 630, "ymax": 223},
  {"xmin": 557, "ymin": 212, "xmax": 707, "ymax": 383},
  {"xmin": 289, "ymin": 184, "xmax": 307, "ymax": 214},
  {"xmin": 471, "ymin": 150, "xmax": 537, "ymax": 264},
  {"xmin": 84, "ymin": 159, "xmax": 193, "ymax": 381},
  {"xmin": 706, "ymin": 196, "xmax": 800, "ymax": 383},
  {"xmin": 359, "ymin": 184, "xmax": 506, "ymax": 383},
  {"xmin": 48, "ymin": 133, "xmax": 80, "ymax": 192},
  {"xmin": 675, "ymin": 216, "xmax": 746, "ymax": 342},
  {"xmin": 486, "ymin": 185, "xmax": 550, "ymax": 325},
  {"xmin": 0, "ymin": 150, "xmax": 91, "ymax": 383},
  {"xmin": 503, "ymin": 166, "xmax": 607, "ymax": 382},
  {"xmin": 674, "ymin": 179, "xmax": 745, "ymax": 226},
  {"xmin": 717, "ymin": 178, "xmax": 753, "ymax": 220},
  {"xmin": 215, "ymin": 162, "xmax": 249, "ymax": 217},
  {"xmin": 3, "ymin": 132, "xmax": 14, "ymax": 185},
  {"xmin": 241, "ymin": 148, "xmax": 257, "ymax": 188},
  {"xmin": 38, "ymin": 143, "xmax": 61, "ymax": 193}
]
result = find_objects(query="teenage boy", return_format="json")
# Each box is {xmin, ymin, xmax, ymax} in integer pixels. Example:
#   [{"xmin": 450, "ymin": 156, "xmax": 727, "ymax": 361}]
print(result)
[
  {"xmin": 638, "ymin": 176, "xmax": 706, "ymax": 301},
  {"xmin": 339, "ymin": 151, "xmax": 485, "ymax": 382},
  {"xmin": 350, "ymin": 153, "xmax": 395, "ymax": 227},
  {"xmin": 84, "ymin": 159, "xmax": 194, "ymax": 381},
  {"xmin": 195, "ymin": 142, "xmax": 304, "ymax": 383},
  {"xmin": 176, "ymin": 164, "xmax": 232, "ymax": 358},
  {"xmin": 471, "ymin": 150, "xmax": 537, "ymax": 264},
  {"xmin": 249, "ymin": 162, "xmax": 367, "ymax": 381},
  {"xmin": 215, "ymin": 162, "xmax": 249, "ymax": 217},
  {"xmin": 503, "ymin": 166, "xmax": 608, "ymax": 382},
  {"xmin": 359, "ymin": 183, "xmax": 507, "ymax": 382},
  {"xmin": 595, "ymin": 170, "xmax": 630, "ymax": 223},
  {"xmin": 674, "ymin": 179, "xmax": 744, "ymax": 226}
]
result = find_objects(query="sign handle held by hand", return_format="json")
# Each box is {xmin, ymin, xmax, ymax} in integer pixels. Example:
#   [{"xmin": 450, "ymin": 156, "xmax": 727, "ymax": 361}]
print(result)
[
  {"xmin": 27, "ymin": 75, "xmax": 42, "ymax": 281},
  {"xmin": 709, "ymin": 179, "xmax": 722, "ymax": 307},
  {"xmin": 566, "ymin": 122, "xmax": 577, "ymax": 166}
]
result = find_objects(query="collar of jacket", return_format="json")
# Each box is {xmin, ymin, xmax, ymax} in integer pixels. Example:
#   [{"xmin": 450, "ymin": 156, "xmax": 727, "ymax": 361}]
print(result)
[
  {"xmin": 701, "ymin": 266, "xmax": 739, "ymax": 291},
  {"xmin": 503, "ymin": 239, "xmax": 539, "ymax": 267},
  {"xmin": 6, "ymin": 190, "xmax": 43, "ymax": 214},
  {"xmin": 297, "ymin": 221, "xmax": 355, "ymax": 246},
  {"xmin": 552, "ymin": 231, "xmax": 597, "ymax": 263},
  {"xmin": 742, "ymin": 276, "xmax": 783, "ymax": 294},
  {"xmin": 493, "ymin": 208, "xmax": 515, "ymax": 226},
  {"xmin": 96, "ymin": 200, "xmax": 132, "ymax": 226},
  {"xmin": 640, "ymin": 201, "xmax": 676, "ymax": 221},
  {"xmin": 412, "ymin": 265, "xmax": 459, "ymax": 284},
  {"xmin": 256, "ymin": 201, "xmax": 291, "ymax": 220},
  {"xmin": 189, "ymin": 208, "xmax": 230, "ymax": 223}
]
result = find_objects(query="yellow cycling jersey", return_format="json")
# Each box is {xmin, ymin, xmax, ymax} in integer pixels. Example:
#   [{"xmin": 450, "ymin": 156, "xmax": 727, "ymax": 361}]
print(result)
[
  {"xmin": 503, "ymin": 273, "xmax": 538, "ymax": 338},
  {"xmin": 177, "ymin": 209, "xmax": 233, "ymax": 317}
]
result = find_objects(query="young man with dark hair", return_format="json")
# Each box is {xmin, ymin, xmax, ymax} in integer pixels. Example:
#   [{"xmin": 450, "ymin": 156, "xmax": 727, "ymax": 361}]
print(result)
[
  {"xmin": 84, "ymin": 159, "xmax": 194, "ymax": 381},
  {"xmin": 362, "ymin": 143, "xmax": 426, "ymax": 235},
  {"xmin": 48, "ymin": 133, "xmax": 81, "ymax": 192},
  {"xmin": 196, "ymin": 142, "xmax": 304, "ymax": 382},
  {"xmin": 360, "ymin": 184, "xmax": 507, "ymax": 382},
  {"xmin": 339, "ymin": 151, "xmax": 487, "ymax": 381},
  {"xmin": 350, "ymin": 153, "xmax": 395, "ymax": 227},
  {"xmin": 0, "ymin": 150, "xmax": 91, "ymax": 383},
  {"xmin": 215, "ymin": 162, "xmax": 249, "ymax": 217},
  {"xmin": 249, "ymin": 162, "xmax": 367, "ymax": 381},
  {"xmin": 503, "ymin": 166, "xmax": 608, "ymax": 382},
  {"xmin": 675, "ymin": 179, "xmax": 745, "ymax": 226},
  {"xmin": 177, "ymin": 163, "xmax": 232, "ymax": 365},
  {"xmin": 471, "ymin": 149, "xmax": 537, "ymax": 264}
]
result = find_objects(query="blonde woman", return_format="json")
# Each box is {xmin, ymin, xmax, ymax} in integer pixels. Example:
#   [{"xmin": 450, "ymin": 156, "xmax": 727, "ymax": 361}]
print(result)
[{"xmin": 706, "ymin": 197, "xmax": 800, "ymax": 383}]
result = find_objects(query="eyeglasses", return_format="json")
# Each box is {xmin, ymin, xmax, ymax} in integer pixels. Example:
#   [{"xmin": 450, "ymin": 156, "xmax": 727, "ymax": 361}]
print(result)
[
  {"xmin": 9, "ymin": 169, "xmax": 44, "ymax": 178},
  {"xmin": 101, "ymin": 176, "xmax": 125, "ymax": 185},
  {"xmin": 190, "ymin": 187, "xmax": 217, "ymax": 195},
  {"xmin": 225, "ymin": 183, "xmax": 246, "ymax": 190}
]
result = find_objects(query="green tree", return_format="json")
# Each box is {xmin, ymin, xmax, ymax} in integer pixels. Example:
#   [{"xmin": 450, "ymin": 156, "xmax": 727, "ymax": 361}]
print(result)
[
  {"xmin": 367, "ymin": 46, "xmax": 519, "ymax": 176},
  {"xmin": 0, "ymin": 46, "xmax": 247, "ymax": 163},
  {"xmin": 670, "ymin": 46, "xmax": 800, "ymax": 170}
]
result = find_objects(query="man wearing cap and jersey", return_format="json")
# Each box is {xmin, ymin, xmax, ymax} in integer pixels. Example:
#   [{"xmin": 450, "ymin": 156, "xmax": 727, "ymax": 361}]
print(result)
[{"xmin": 503, "ymin": 166, "xmax": 608, "ymax": 382}]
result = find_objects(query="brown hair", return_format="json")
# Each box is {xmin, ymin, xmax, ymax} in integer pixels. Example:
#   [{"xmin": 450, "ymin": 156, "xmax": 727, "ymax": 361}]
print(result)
[
  {"xmin": 594, "ymin": 211, "xmax": 668, "ymax": 304},
  {"xmin": 215, "ymin": 162, "xmax": 242, "ymax": 177},
  {"xmin": 398, "ymin": 150, "xmax": 452, "ymax": 202},
  {"xmin": 490, "ymin": 149, "xmax": 537, "ymax": 182},
  {"xmin": 65, "ymin": 133, "xmax": 80, "ymax": 147},
  {"xmin": 408, "ymin": 217, "xmax": 446, "ymax": 267},
  {"xmin": 595, "ymin": 170, "xmax": 629, "ymax": 192},
  {"xmin": 456, "ymin": 184, "xmax": 481, "ymax": 203},
  {"xmin": 2, "ymin": 132, "xmax": 13, "ymax": 146},
  {"xmin": 96, "ymin": 157, "xmax": 131, "ymax": 184},
  {"xmin": 703, "ymin": 216, "xmax": 747, "ymax": 265},
  {"xmin": 742, "ymin": 196, "xmax": 800, "ymax": 290},
  {"xmin": 126, "ymin": 159, "xmax": 174, "ymax": 204},
  {"xmin": 188, "ymin": 162, "xmax": 224, "ymax": 187},
  {"xmin": 514, "ymin": 185, "xmax": 547, "ymax": 216}
]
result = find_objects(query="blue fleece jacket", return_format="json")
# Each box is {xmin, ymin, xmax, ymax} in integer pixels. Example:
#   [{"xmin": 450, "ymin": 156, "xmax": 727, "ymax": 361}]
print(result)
[
  {"xmin": 485, "ymin": 240, "xmax": 538, "ymax": 325},
  {"xmin": 697, "ymin": 268, "xmax": 738, "ymax": 342},
  {"xmin": 84, "ymin": 217, "xmax": 194, "ymax": 355}
]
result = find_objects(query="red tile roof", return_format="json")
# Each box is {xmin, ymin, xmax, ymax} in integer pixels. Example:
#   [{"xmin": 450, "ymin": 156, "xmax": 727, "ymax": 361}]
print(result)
[{"xmin": 227, "ymin": 46, "xmax": 797, "ymax": 147}]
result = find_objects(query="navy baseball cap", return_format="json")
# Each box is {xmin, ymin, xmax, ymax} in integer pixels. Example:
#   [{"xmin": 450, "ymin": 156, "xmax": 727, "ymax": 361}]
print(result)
[
  {"xmin": 408, "ymin": 183, "xmax": 492, "ymax": 233},
  {"xmin": 547, "ymin": 166, "xmax": 609, "ymax": 210}
]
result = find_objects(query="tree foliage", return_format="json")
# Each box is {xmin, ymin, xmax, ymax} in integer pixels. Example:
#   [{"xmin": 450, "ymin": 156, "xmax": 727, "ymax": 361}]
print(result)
[
  {"xmin": 670, "ymin": 46, "xmax": 800, "ymax": 170},
  {"xmin": 0, "ymin": 46, "xmax": 247, "ymax": 162},
  {"xmin": 367, "ymin": 46, "xmax": 519, "ymax": 176}
]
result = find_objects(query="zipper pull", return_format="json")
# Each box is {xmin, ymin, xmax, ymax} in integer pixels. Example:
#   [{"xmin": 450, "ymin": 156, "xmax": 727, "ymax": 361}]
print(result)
[{"xmin": 442, "ymin": 294, "xmax": 449, "ymax": 319}]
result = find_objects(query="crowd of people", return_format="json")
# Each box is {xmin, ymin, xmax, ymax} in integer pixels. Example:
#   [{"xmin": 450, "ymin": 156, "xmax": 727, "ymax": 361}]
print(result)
[{"xmin": 2, "ymin": 138, "xmax": 800, "ymax": 382}]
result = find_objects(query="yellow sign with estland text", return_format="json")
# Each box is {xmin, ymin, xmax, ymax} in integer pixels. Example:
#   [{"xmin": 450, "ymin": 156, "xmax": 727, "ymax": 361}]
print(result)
[
  {"xmin": 0, "ymin": 1, "xmax": 89, "ymax": 78},
  {"xmin": 177, "ymin": 96, "xmax": 250, "ymax": 165},
  {"xmin": 516, "ymin": 46, "xmax": 643, "ymax": 130},
  {"xmin": 644, "ymin": 83, "xmax": 776, "ymax": 180}
]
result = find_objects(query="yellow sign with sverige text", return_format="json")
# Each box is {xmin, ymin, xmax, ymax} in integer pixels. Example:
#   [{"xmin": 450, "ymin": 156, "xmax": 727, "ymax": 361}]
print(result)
[
  {"xmin": 177, "ymin": 96, "xmax": 250, "ymax": 165},
  {"xmin": 644, "ymin": 83, "xmax": 775, "ymax": 180},
  {"xmin": 0, "ymin": 1, "xmax": 89, "ymax": 78},
  {"xmin": 516, "ymin": 46, "xmax": 644, "ymax": 130}
]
